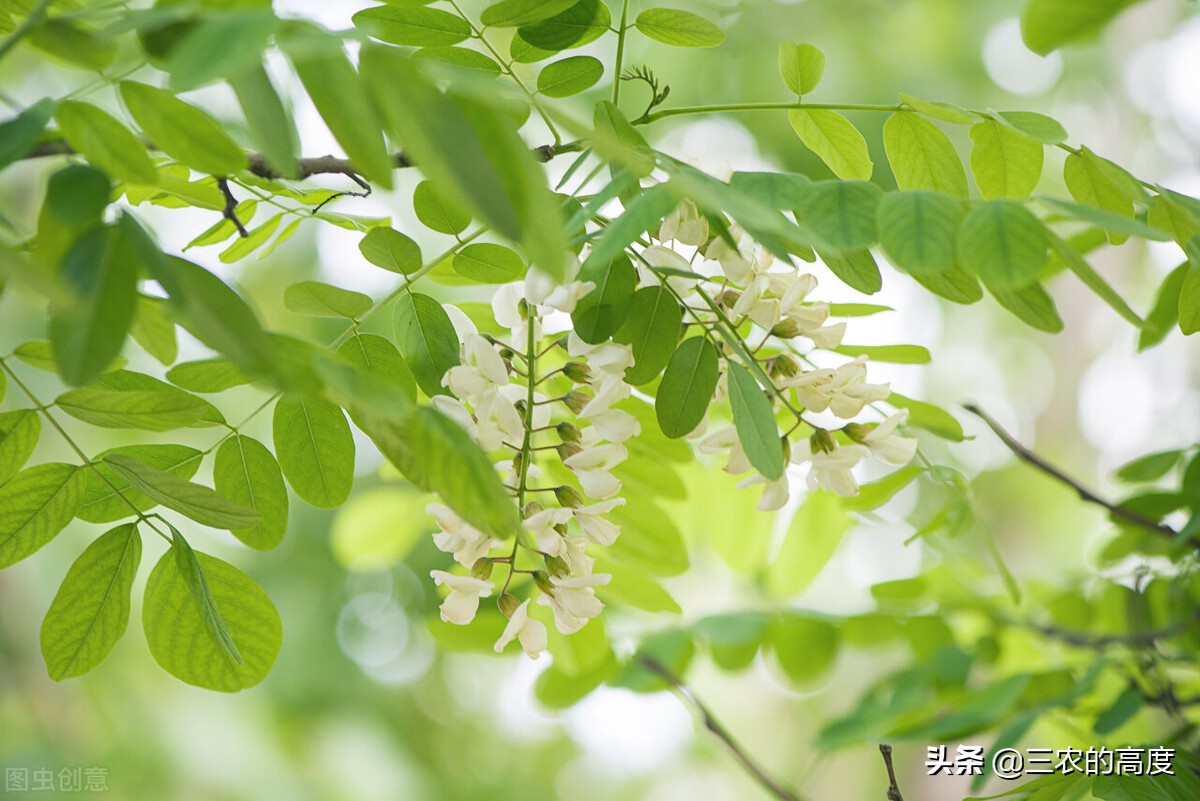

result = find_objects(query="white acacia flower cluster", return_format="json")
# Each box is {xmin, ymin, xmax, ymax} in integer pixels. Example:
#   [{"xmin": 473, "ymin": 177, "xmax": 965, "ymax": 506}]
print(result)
[
  {"xmin": 422, "ymin": 256, "xmax": 642, "ymax": 659},
  {"xmin": 655, "ymin": 205, "xmax": 919, "ymax": 511}
]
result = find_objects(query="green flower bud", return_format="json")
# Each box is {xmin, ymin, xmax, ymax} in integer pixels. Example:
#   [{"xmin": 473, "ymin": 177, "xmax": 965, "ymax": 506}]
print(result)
[
  {"xmin": 517, "ymin": 298, "xmax": 531, "ymax": 320},
  {"xmin": 556, "ymin": 441, "xmax": 583, "ymax": 461},
  {"xmin": 810, "ymin": 428, "xmax": 836, "ymax": 454},
  {"xmin": 770, "ymin": 354, "xmax": 800, "ymax": 378},
  {"xmin": 523, "ymin": 501, "xmax": 544, "ymax": 519},
  {"xmin": 770, "ymin": 319, "xmax": 802, "ymax": 339},
  {"xmin": 556, "ymin": 421, "xmax": 583, "ymax": 444},
  {"xmin": 843, "ymin": 422, "xmax": 872, "ymax": 443},
  {"xmin": 533, "ymin": 570, "xmax": 555, "ymax": 594},
  {"xmin": 514, "ymin": 399, "xmax": 528, "ymax": 419},
  {"xmin": 781, "ymin": 435, "xmax": 791, "ymax": 463},
  {"xmin": 563, "ymin": 390, "xmax": 590, "ymax": 415},
  {"xmin": 498, "ymin": 593, "xmax": 521, "ymax": 618},
  {"xmin": 563, "ymin": 361, "xmax": 593, "ymax": 383},
  {"xmin": 545, "ymin": 555, "xmax": 570, "ymax": 578},
  {"xmin": 554, "ymin": 485, "xmax": 585, "ymax": 508},
  {"xmin": 470, "ymin": 558, "xmax": 494, "ymax": 581},
  {"xmin": 719, "ymin": 289, "xmax": 741, "ymax": 309}
]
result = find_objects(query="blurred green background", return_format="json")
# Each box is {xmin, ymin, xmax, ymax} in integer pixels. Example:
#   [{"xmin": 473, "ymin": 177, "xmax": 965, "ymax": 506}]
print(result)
[{"xmin": 2, "ymin": 1, "xmax": 1198, "ymax": 799}]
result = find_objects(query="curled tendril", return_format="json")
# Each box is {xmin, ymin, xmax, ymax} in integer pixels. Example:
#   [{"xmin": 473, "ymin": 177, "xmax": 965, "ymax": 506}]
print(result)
[{"xmin": 621, "ymin": 65, "xmax": 671, "ymax": 121}]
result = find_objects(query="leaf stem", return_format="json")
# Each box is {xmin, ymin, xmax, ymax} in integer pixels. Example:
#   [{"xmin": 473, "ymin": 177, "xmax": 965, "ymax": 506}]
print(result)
[
  {"xmin": 639, "ymin": 101, "xmax": 904, "ymax": 124},
  {"xmin": 612, "ymin": 0, "xmax": 630, "ymax": 106},
  {"xmin": 504, "ymin": 311, "xmax": 539, "ymax": 596}
]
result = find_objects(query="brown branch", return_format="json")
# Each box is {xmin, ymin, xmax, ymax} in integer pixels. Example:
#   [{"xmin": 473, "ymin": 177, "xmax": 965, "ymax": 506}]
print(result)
[
  {"xmin": 215, "ymin": 178, "xmax": 248, "ymax": 238},
  {"xmin": 25, "ymin": 137, "xmax": 570, "ymax": 183},
  {"xmin": 879, "ymin": 745, "xmax": 905, "ymax": 801},
  {"xmin": 963, "ymin": 403, "xmax": 1178, "ymax": 539},
  {"xmin": 639, "ymin": 656, "xmax": 806, "ymax": 801}
]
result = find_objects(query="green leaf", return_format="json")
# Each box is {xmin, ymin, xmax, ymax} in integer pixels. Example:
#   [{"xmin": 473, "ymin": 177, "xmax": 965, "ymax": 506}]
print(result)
[
  {"xmin": 143, "ymin": 541, "xmax": 281, "ymax": 692},
  {"xmin": 1093, "ymin": 774, "xmax": 1183, "ymax": 801},
  {"xmin": 283, "ymin": 281, "xmax": 372, "ymax": 319},
  {"xmin": 888, "ymin": 392, "xmax": 965, "ymax": 441},
  {"xmin": 29, "ymin": 20, "xmax": 115, "ymax": 69},
  {"xmin": 909, "ymin": 265, "xmax": 983, "ymax": 305},
  {"xmin": 166, "ymin": 359, "xmax": 250, "ymax": 394},
  {"xmin": 692, "ymin": 611, "xmax": 769, "ymax": 669},
  {"xmin": 102, "ymin": 453, "xmax": 260, "ymax": 530},
  {"xmin": 352, "ymin": 5, "xmax": 472, "ymax": 46},
  {"xmin": 969, "ymin": 120, "xmax": 1043, "ymax": 200},
  {"xmin": 482, "ymin": 0, "xmax": 578, "ymax": 28},
  {"xmin": 593, "ymin": 101, "xmax": 654, "ymax": 176},
  {"xmin": 1046, "ymin": 231, "xmax": 1143, "ymax": 327},
  {"xmin": 958, "ymin": 200, "xmax": 1048, "ymax": 290},
  {"xmin": 1181, "ymin": 256, "xmax": 1200, "ymax": 336},
  {"xmin": 537, "ymin": 55, "xmax": 603, "ymax": 98},
  {"xmin": 219, "ymin": 211, "xmax": 282, "ymax": 263},
  {"xmin": 820, "ymin": 248, "xmax": 882, "ymax": 294},
  {"xmin": 57, "ymin": 374, "xmax": 217, "ymax": 432},
  {"xmin": 1039, "ymin": 197, "xmax": 1171, "ymax": 242},
  {"xmin": 899, "ymin": 92, "xmax": 983, "ymax": 125},
  {"xmin": 120, "ymin": 81, "xmax": 245, "ymax": 176},
  {"xmin": 990, "ymin": 282, "xmax": 1064, "ymax": 333},
  {"xmin": 363, "ymin": 46, "xmax": 566, "ymax": 277},
  {"xmin": 336, "ymin": 334, "xmax": 417, "ymax": 403},
  {"xmin": 771, "ymin": 614, "xmax": 840, "ymax": 685},
  {"xmin": 656, "ymin": 338, "xmax": 719, "ymax": 439},
  {"xmin": 583, "ymin": 184, "xmax": 677, "ymax": 269},
  {"xmin": 789, "ymin": 109, "xmax": 873, "ymax": 181},
  {"xmin": 1138, "ymin": 263, "xmax": 1188, "ymax": 350},
  {"xmin": 50, "ymin": 220, "xmax": 140, "ymax": 387},
  {"xmin": 768, "ymin": 491, "xmax": 850, "ymax": 597},
  {"xmin": 834, "ymin": 344, "xmax": 931, "ymax": 364},
  {"xmin": 393, "ymin": 292, "xmax": 461, "ymax": 397},
  {"xmin": 359, "ymin": 227, "xmax": 423, "ymax": 274},
  {"xmin": 840, "ymin": 465, "xmax": 923, "ymax": 511},
  {"xmin": 994, "ymin": 111, "xmax": 1068, "ymax": 144},
  {"xmin": 40, "ymin": 524, "xmax": 141, "ymax": 681},
  {"xmin": 273, "ymin": 395, "xmax": 355, "ymax": 509},
  {"xmin": 414, "ymin": 181, "xmax": 472, "ymax": 236},
  {"xmin": 516, "ymin": 0, "xmax": 610, "ymax": 52},
  {"xmin": 452, "ymin": 243, "xmax": 527, "ymax": 283},
  {"xmin": 778, "ymin": 42, "xmax": 825, "ymax": 96},
  {"xmin": 230, "ymin": 63, "xmax": 300, "ymax": 179},
  {"xmin": 43, "ymin": 163, "xmax": 110, "ymax": 226},
  {"xmin": 130, "ymin": 296, "xmax": 179, "ymax": 366},
  {"xmin": 797, "ymin": 180, "xmax": 882, "ymax": 250},
  {"xmin": 148, "ymin": 254, "xmax": 275, "ymax": 380},
  {"xmin": 0, "ymin": 98, "xmax": 55, "ymax": 172},
  {"xmin": 613, "ymin": 628, "xmax": 695, "ymax": 692},
  {"xmin": 78, "ymin": 444, "xmax": 202, "ymax": 524},
  {"xmin": 883, "ymin": 113, "xmax": 968, "ymax": 200},
  {"xmin": 1063, "ymin": 151, "xmax": 1137, "ymax": 245},
  {"xmin": 0, "ymin": 410, "xmax": 41, "ymax": 486},
  {"xmin": 1094, "ymin": 686, "xmax": 1147, "ymax": 733},
  {"xmin": 55, "ymin": 101, "xmax": 156, "ymax": 184},
  {"xmin": 406, "ymin": 406, "xmax": 520, "ymax": 538},
  {"xmin": 574, "ymin": 254, "xmax": 638, "ymax": 344},
  {"xmin": 414, "ymin": 46, "xmax": 503, "ymax": 76},
  {"xmin": 877, "ymin": 190, "xmax": 962, "ymax": 276},
  {"xmin": 1020, "ymin": 0, "xmax": 1140, "ymax": 55},
  {"xmin": 0, "ymin": 464, "xmax": 85, "ymax": 569},
  {"xmin": 635, "ymin": 8, "xmax": 725, "ymax": 48},
  {"xmin": 1148, "ymin": 190, "xmax": 1200, "ymax": 246},
  {"xmin": 726, "ymin": 362, "xmax": 784, "ymax": 480},
  {"xmin": 213, "ymin": 435, "xmax": 288, "ymax": 551},
  {"xmin": 282, "ymin": 26, "xmax": 394, "ymax": 189},
  {"xmin": 614, "ymin": 286, "xmax": 683, "ymax": 385},
  {"xmin": 165, "ymin": 9, "xmax": 276, "ymax": 91}
]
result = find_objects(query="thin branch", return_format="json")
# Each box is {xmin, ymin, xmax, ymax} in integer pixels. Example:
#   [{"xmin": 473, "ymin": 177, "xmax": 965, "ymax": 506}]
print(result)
[
  {"xmin": 879, "ymin": 745, "xmax": 905, "ymax": 801},
  {"xmin": 963, "ymin": 403, "xmax": 1178, "ymax": 539},
  {"xmin": 215, "ymin": 178, "xmax": 249, "ymax": 238},
  {"xmin": 25, "ymin": 139, "xmax": 573, "ymax": 181},
  {"xmin": 639, "ymin": 656, "xmax": 805, "ymax": 801}
]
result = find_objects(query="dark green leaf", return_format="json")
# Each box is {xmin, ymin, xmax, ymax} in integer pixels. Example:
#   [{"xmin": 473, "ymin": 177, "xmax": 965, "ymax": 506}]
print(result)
[
  {"xmin": 909, "ymin": 265, "xmax": 983, "ymax": 304},
  {"xmin": 336, "ymin": 334, "xmax": 417, "ymax": 403},
  {"xmin": 990, "ymin": 282, "xmax": 1064, "ymax": 333},
  {"xmin": 1021, "ymin": 0, "xmax": 1140, "ymax": 55},
  {"xmin": 820, "ymin": 248, "xmax": 882, "ymax": 294},
  {"xmin": 413, "ymin": 47, "xmax": 503, "ymax": 76},
  {"xmin": 394, "ymin": 292, "xmax": 462, "ymax": 397},
  {"xmin": 284, "ymin": 281, "xmax": 373, "ymax": 319},
  {"xmin": 56, "ymin": 374, "xmax": 217, "ymax": 432},
  {"xmin": 166, "ymin": 9, "xmax": 276, "ymax": 91},
  {"xmin": 359, "ymin": 227, "xmax": 423, "ymax": 273},
  {"xmin": 958, "ymin": 200, "xmax": 1048, "ymax": 290},
  {"xmin": 537, "ymin": 55, "xmax": 603, "ymax": 97},
  {"xmin": 574, "ymin": 254, "xmax": 638, "ymax": 344},
  {"xmin": 166, "ymin": 359, "xmax": 251, "ymax": 393},
  {"xmin": 452, "ymin": 243, "xmax": 527, "ymax": 283},
  {"xmin": 877, "ymin": 190, "xmax": 962, "ymax": 276},
  {"xmin": 413, "ymin": 181, "xmax": 472, "ymax": 235},
  {"xmin": 0, "ymin": 98, "xmax": 55, "ymax": 172},
  {"xmin": 1116, "ymin": 451, "xmax": 1183, "ymax": 484},
  {"xmin": 230, "ymin": 63, "xmax": 300, "ymax": 179},
  {"xmin": 55, "ymin": 101, "xmax": 157, "ymax": 184},
  {"xmin": 120, "ymin": 81, "xmax": 245, "ymax": 176},
  {"xmin": 726, "ymin": 362, "xmax": 784, "ymax": 480},
  {"xmin": 0, "ymin": 410, "xmax": 41, "ymax": 486},
  {"xmin": 888, "ymin": 392, "xmax": 965, "ymax": 441},
  {"xmin": 352, "ymin": 6, "xmax": 471, "ymax": 46},
  {"xmin": 583, "ymin": 184, "xmax": 676, "ymax": 269},
  {"xmin": 482, "ymin": 0, "xmax": 578, "ymax": 28},
  {"xmin": 656, "ymin": 337, "xmax": 719, "ymax": 438},
  {"xmin": 78, "ymin": 444, "xmax": 202, "ymax": 524},
  {"xmin": 614, "ymin": 286, "xmax": 682, "ymax": 385},
  {"xmin": 772, "ymin": 614, "xmax": 839, "ymax": 684},
  {"xmin": 516, "ymin": 0, "xmax": 610, "ymax": 52},
  {"xmin": 797, "ymin": 180, "xmax": 882, "ymax": 250}
]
